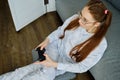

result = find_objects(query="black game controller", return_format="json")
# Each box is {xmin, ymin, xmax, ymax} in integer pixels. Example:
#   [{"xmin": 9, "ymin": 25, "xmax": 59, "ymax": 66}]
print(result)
[{"xmin": 36, "ymin": 47, "xmax": 46, "ymax": 61}]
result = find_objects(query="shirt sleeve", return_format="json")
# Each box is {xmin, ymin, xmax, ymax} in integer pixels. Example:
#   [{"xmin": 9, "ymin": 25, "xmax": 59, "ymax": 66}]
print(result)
[
  {"xmin": 47, "ymin": 14, "xmax": 79, "ymax": 43},
  {"xmin": 57, "ymin": 38, "xmax": 107, "ymax": 73}
]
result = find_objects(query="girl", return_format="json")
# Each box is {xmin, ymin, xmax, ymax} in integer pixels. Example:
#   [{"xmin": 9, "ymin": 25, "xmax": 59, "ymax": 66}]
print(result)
[{"xmin": 0, "ymin": 0, "xmax": 112, "ymax": 80}]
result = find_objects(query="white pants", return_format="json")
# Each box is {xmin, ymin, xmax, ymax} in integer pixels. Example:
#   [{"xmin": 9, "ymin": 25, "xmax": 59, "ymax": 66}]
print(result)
[{"xmin": 0, "ymin": 64, "xmax": 56, "ymax": 80}]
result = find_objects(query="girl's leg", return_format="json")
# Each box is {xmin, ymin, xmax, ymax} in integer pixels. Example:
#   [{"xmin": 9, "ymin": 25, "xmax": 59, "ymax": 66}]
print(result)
[
  {"xmin": 1, "ymin": 63, "xmax": 42, "ymax": 80},
  {"xmin": 22, "ymin": 67, "xmax": 56, "ymax": 80},
  {"xmin": 1, "ymin": 39, "xmax": 59, "ymax": 80},
  {"xmin": 45, "ymin": 41, "xmax": 59, "ymax": 62}
]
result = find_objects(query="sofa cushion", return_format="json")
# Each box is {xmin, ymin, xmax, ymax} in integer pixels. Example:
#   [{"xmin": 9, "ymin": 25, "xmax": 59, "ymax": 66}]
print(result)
[
  {"xmin": 54, "ymin": 72, "xmax": 76, "ymax": 80},
  {"xmin": 90, "ymin": 0, "xmax": 120, "ymax": 80},
  {"xmin": 107, "ymin": 0, "xmax": 120, "ymax": 11},
  {"xmin": 56, "ymin": 0, "xmax": 120, "ymax": 80},
  {"xmin": 56, "ymin": 0, "xmax": 88, "ymax": 21}
]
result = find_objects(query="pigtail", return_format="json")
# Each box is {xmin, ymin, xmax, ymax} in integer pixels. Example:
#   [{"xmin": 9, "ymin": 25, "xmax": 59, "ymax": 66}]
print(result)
[{"xmin": 70, "ymin": 0, "xmax": 112, "ymax": 62}]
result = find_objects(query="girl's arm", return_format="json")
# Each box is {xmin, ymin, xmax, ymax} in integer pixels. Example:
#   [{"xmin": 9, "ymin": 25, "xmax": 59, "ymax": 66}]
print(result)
[
  {"xmin": 57, "ymin": 38, "xmax": 107, "ymax": 73},
  {"xmin": 35, "ymin": 38, "xmax": 107, "ymax": 73}
]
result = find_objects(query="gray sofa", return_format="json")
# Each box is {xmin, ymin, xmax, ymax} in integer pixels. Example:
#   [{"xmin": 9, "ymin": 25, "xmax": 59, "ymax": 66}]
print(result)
[{"xmin": 56, "ymin": 0, "xmax": 120, "ymax": 80}]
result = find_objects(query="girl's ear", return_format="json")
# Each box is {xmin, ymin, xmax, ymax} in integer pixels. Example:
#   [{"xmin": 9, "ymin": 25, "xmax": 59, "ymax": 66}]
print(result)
[
  {"xmin": 88, "ymin": 22, "xmax": 101, "ymax": 33},
  {"xmin": 94, "ymin": 22, "xmax": 101, "ymax": 27}
]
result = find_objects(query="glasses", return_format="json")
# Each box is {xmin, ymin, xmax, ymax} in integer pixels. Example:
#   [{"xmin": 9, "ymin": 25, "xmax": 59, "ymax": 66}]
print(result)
[{"xmin": 78, "ymin": 12, "xmax": 96, "ymax": 25}]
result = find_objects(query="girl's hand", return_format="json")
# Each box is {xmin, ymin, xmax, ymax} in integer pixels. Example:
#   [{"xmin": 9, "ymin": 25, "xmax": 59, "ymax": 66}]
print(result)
[
  {"xmin": 36, "ymin": 38, "xmax": 49, "ymax": 50},
  {"xmin": 34, "ymin": 54, "xmax": 58, "ymax": 68}
]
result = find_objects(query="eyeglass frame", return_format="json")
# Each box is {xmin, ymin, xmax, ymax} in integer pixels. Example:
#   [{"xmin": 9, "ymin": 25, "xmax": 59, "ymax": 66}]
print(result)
[{"xmin": 78, "ymin": 12, "xmax": 97, "ymax": 25}]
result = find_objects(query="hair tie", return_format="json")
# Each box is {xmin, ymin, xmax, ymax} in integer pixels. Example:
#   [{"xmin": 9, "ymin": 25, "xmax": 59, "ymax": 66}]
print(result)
[{"xmin": 105, "ymin": 10, "xmax": 108, "ymax": 14}]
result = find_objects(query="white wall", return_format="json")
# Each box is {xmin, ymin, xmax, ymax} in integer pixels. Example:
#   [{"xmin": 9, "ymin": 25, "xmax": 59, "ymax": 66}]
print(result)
[
  {"xmin": 8, "ymin": 0, "xmax": 46, "ymax": 31},
  {"xmin": 46, "ymin": 0, "xmax": 56, "ymax": 12}
]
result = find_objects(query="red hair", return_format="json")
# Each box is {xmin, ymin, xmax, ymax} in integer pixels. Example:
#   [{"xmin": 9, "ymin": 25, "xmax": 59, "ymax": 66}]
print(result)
[{"xmin": 60, "ymin": 0, "xmax": 112, "ymax": 62}]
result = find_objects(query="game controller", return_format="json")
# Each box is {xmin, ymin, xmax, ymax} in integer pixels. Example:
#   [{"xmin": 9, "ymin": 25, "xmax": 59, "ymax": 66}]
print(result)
[{"xmin": 36, "ymin": 47, "xmax": 46, "ymax": 61}]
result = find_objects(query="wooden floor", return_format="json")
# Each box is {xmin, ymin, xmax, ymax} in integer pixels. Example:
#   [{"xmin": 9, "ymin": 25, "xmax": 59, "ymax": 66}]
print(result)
[
  {"xmin": 0, "ymin": 0, "xmax": 94, "ymax": 80},
  {"xmin": 0, "ymin": 0, "xmax": 63, "ymax": 74}
]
